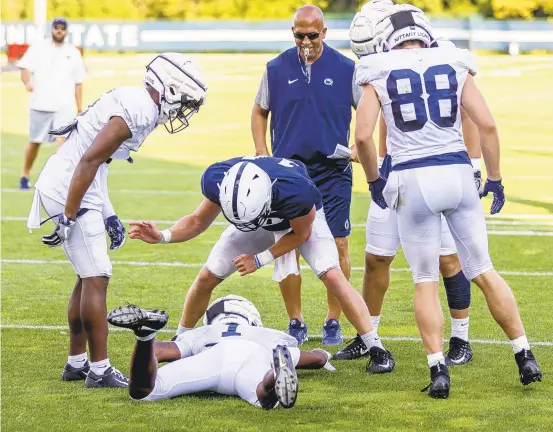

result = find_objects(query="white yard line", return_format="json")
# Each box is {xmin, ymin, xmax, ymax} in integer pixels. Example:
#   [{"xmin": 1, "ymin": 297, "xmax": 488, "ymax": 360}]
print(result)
[
  {"xmin": 0, "ymin": 323, "xmax": 551, "ymax": 346},
  {"xmin": 2, "ymin": 259, "xmax": 552, "ymax": 277}
]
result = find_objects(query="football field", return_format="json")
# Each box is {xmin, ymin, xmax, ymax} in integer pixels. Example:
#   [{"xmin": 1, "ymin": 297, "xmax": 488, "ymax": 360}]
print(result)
[{"xmin": 2, "ymin": 52, "xmax": 553, "ymax": 431}]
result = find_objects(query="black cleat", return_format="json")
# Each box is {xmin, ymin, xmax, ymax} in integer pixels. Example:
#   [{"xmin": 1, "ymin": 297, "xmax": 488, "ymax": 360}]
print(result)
[
  {"xmin": 332, "ymin": 335, "xmax": 370, "ymax": 360},
  {"xmin": 84, "ymin": 366, "xmax": 128, "ymax": 388},
  {"xmin": 515, "ymin": 349, "xmax": 542, "ymax": 385},
  {"xmin": 421, "ymin": 363, "xmax": 450, "ymax": 399},
  {"xmin": 366, "ymin": 346, "xmax": 395, "ymax": 374},
  {"xmin": 62, "ymin": 361, "xmax": 90, "ymax": 381},
  {"xmin": 272, "ymin": 345, "xmax": 298, "ymax": 409},
  {"xmin": 107, "ymin": 305, "xmax": 168, "ymax": 337},
  {"xmin": 445, "ymin": 337, "xmax": 473, "ymax": 366}
]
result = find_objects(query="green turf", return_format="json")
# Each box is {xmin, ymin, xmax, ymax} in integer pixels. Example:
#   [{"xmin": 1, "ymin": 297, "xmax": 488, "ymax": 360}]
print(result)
[{"xmin": 2, "ymin": 53, "xmax": 553, "ymax": 432}]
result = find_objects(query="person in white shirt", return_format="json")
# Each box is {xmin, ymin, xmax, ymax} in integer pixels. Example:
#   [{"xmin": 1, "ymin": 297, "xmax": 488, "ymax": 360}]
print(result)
[
  {"xmin": 18, "ymin": 17, "xmax": 86, "ymax": 190},
  {"xmin": 353, "ymin": 3, "xmax": 542, "ymax": 398},
  {"xmin": 107, "ymin": 295, "xmax": 334, "ymax": 408},
  {"xmin": 26, "ymin": 52, "xmax": 208, "ymax": 388}
]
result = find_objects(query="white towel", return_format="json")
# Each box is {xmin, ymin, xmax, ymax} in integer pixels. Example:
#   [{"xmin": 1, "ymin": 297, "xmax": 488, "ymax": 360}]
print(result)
[
  {"xmin": 26, "ymin": 189, "xmax": 43, "ymax": 232},
  {"xmin": 271, "ymin": 229, "xmax": 300, "ymax": 282}
]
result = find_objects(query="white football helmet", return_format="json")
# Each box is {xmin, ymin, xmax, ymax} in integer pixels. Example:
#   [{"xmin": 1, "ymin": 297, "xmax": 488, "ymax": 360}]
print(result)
[
  {"xmin": 219, "ymin": 161, "xmax": 273, "ymax": 232},
  {"xmin": 373, "ymin": 4, "xmax": 436, "ymax": 52},
  {"xmin": 203, "ymin": 295, "xmax": 263, "ymax": 327},
  {"xmin": 143, "ymin": 52, "xmax": 208, "ymax": 134},
  {"xmin": 350, "ymin": 0, "xmax": 396, "ymax": 57}
]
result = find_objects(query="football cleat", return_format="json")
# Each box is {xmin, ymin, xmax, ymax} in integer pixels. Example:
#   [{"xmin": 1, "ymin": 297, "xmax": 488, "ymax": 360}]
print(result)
[
  {"xmin": 333, "ymin": 335, "xmax": 370, "ymax": 360},
  {"xmin": 272, "ymin": 345, "xmax": 298, "ymax": 409},
  {"xmin": 288, "ymin": 319, "xmax": 308, "ymax": 345},
  {"xmin": 61, "ymin": 361, "xmax": 90, "ymax": 381},
  {"xmin": 107, "ymin": 304, "xmax": 168, "ymax": 337},
  {"xmin": 84, "ymin": 366, "xmax": 129, "ymax": 388},
  {"xmin": 19, "ymin": 177, "xmax": 30, "ymax": 190},
  {"xmin": 445, "ymin": 337, "xmax": 473, "ymax": 366},
  {"xmin": 322, "ymin": 319, "xmax": 344, "ymax": 346},
  {"xmin": 366, "ymin": 346, "xmax": 395, "ymax": 374},
  {"xmin": 421, "ymin": 363, "xmax": 450, "ymax": 399},
  {"xmin": 515, "ymin": 349, "xmax": 542, "ymax": 385}
]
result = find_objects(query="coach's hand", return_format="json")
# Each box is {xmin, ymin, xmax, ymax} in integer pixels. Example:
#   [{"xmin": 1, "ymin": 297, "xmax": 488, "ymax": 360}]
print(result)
[
  {"xmin": 369, "ymin": 176, "xmax": 388, "ymax": 210},
  {"xmin": 480, "ymin": 179, "xmax": 505, "ymax": 214},
  {"xmin": 42, "ymin": 214, "xmax": 75, "ymax": 247},
  {"xmin": 233, "ymin": 254, "xmax": 258, "ymax": 276},
  {"xmin": 105, "ymin": 215, "xmax": 126, "ymax": 250},
  {"xmin": 129, "ymin": 221, "xmax": 162, "ymax": 244}
]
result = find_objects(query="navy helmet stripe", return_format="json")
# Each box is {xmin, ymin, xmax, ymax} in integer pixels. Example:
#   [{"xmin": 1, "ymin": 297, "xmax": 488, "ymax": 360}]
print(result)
[{"xmin": 232, "ymin": 162, "xmax": 248, "ymax": 219}]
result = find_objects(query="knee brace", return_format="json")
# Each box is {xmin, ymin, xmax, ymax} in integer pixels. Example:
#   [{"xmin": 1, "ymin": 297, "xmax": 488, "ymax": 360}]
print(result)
[{"xmin": 443, "ymin": 271, "xmax": 471, "ymax": 310}]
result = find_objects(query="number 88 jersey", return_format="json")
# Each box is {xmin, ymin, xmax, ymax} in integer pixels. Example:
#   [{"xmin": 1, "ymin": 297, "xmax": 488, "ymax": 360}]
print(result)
[{"xmin": 356, "ymin": 46, "xmax": 476, "ymax": 166}]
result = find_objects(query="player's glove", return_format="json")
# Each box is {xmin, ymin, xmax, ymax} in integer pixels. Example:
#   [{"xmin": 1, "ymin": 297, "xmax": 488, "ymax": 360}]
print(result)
[
  {"xmin": 105, "ymin": 215, "xmax": 126, "ymax": 250},
  {"xmin": 42, "ymin": 214, "xmax": 75, "ymax": 247},
  {"xmin": 473, "ymin": 169, "xmax": 483, "ymax": 196},
  {"xmin": 480, "ymin": 179, "xmax": 505, "ymax": 215},
  {"xmin": 312, "ymin": 348, "xmax": 336, "ymax": 371},
  {"xmin": 369, "ymin": 176, "xmax": 388, "ymax": 210}
]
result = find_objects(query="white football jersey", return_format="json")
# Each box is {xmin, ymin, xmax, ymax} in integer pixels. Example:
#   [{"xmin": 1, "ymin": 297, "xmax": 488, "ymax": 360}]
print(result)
[
  {"xmin": 174, "ymin": 324, "xmax": 298, "ymax": 358},
  {"xmin": 357, "ymin": 47, "xmax": 476, "ymax": 165},
  {"xmin": 35, "ymin": 86, "xmax": 158, "ymax": 211}
]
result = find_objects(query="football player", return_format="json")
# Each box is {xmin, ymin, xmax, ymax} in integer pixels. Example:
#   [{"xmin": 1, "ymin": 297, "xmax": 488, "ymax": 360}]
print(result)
[
  {"xmin": 129, "ymin": 156, "xmax": 395, "ymax": 374},
  {"xmin": 26, "ymin": 53, "xmax": 208, "ymax": 387},
  {"xmin": 108, "ymin": 295, "xmax": 334, "ymax": 408},
  {"xmin": 335, "ymin": 3, "xmax": 480, "ymax": 366},
  {"xmin": 353, "ymin": 3, "xmax": 542, "ymax": 397}
]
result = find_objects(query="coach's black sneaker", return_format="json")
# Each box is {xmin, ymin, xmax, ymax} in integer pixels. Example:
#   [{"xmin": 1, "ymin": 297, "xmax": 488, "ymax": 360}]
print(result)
[
  {"xmin": 272, "ymin": 345, "xmax": 298, "ymax": 409},
  {"xmin": 332, "ymin": 335, "xmax": 370, "ymax": 360},
  {"xmin": 107, "ymin": 304, "xmax": 168, "ymax": 337},
  {"xmin": 366, "ymin": 346, "xmax": 395, "ymax": 374},
  {"xmin": 515, "ymin": 349, "xmax": 542, "ymax": 385},
  {"xmin": 421, "ymin": 363, "xmax": 450, "ymax": 399},
  {"xmin": 62, "ymin": 361, "xmax": 90, "ymax": 381},
  {"xmin": 85, "ymin": 366, "xmax": 129, "ymax": 388},
  {"xmin": 445, "ymin": 337, "xmax": 473, "ymax": 366}
]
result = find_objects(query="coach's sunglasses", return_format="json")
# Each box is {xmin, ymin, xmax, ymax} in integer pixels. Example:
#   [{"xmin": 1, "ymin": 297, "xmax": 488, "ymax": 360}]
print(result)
[{"xmin": 294, "ymin": 32, "xmax": 320, "ymax": 41}]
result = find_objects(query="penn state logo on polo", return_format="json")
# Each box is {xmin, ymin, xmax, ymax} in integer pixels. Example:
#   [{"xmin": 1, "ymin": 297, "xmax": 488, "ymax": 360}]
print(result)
[
  {"xmin": 344, "ymin": 219, "xmax": 350, "ymax": 231},
  {"xmin": 324, "ymin": 78, "xmax": 333, "ymax": 86}
]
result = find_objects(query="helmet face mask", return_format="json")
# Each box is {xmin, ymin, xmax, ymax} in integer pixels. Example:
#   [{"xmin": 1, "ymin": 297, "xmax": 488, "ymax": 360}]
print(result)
[{"xmin": 144, "ymin": 53, "xmax": 207, "ymax": 134}]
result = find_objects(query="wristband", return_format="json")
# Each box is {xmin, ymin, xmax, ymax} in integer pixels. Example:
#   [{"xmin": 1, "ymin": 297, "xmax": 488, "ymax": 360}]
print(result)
[
  {"xmin": 254, "ymin": 250, "xmax": 274, "ymax": 269},
  {"xmin": 158, "ymin": 229, "xmax": 172, "ymax": 244},
  {"xmin": 470, "ymin": 158, "xmax": 481, "ymax": 171}
]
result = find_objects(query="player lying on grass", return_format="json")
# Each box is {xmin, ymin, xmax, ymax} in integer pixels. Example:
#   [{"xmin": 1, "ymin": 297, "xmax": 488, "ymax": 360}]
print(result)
[
  {"xmin": 26, "ymin": 53, "xmax": 207, "ymax": 388},
  {"xmin": 108, "ymin": 295, "xmax": 334, "ymax": 408},
  {"xmin": 129, "ymin": 156, "xmax": 395, "ymax": 374},
  {"xmin": 353, "ymin": 3, "xmax": 542, "ymax": 398}
]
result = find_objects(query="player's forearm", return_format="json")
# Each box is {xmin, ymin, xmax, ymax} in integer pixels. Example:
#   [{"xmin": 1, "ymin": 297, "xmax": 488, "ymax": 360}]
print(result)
[
  {"xmin": 461, "ymin": 108, "xmax": 481, "ymax": 159},
  {"xmin": 20, "ymin": 69, "xmax": 31, "ymax": 86},
  {"xmin": 166, "ymin": 214, "xmax": 209, "ymax": 243},
  {"xmin": 269, "ymin": 229, "xmax": 310, "ymax": 260},
  {"xmin": 296, "ymin": 350, "xmax": 328, "ymax": 370},
  {"xmin": 75, "ymin": 83, "xmax": 83, "ymax": 113},
  {"xmin": 251, "ymin": 105, "xmax": 270, "ymax": 156},
  {"xmin": 479, "ymin": 128, "xmax": 501, "ymax": 180},
  {"xmin": 356, "ymin": 135, "xmax": 380, "ymax": 183},
  {"xmin": 378, "ymin": 114, "xmax": 388, "ymax": 158},
  {"xmin": 65, "ymin": 160, "xmax": 100, "ymax": 219}
]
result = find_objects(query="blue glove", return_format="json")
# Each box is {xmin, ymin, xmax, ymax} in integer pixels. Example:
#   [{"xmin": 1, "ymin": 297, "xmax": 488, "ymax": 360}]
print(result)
[
  {"xmin": 42, "ymin": 214, "xmax": 75, "ymax": 247},
  {"xmin": 480, "ymin": 179, "xmax": 505, "ymax": 215},
  {"xmin": 105, "ymin": 215, "xmax": 126, "ymax": 250},
  {"xmin": 369, "ymin": 176, "xmax": 388, "ymax": 210}
]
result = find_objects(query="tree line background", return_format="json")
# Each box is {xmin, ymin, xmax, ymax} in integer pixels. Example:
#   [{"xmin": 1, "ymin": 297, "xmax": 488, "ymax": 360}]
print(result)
[{"xmin": 2, "ymin": 0, "xmax": 552, "ymax": 21}]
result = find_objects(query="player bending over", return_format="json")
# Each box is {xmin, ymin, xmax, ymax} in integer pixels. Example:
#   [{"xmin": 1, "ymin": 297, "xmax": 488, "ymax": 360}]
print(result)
[
  {"xmin": 108, "ymin": 295, "xmax": 334, "ymax": 408},
  {"xmin": 129, "ymin": 156, "xmax": 395, "ymax": 374}
]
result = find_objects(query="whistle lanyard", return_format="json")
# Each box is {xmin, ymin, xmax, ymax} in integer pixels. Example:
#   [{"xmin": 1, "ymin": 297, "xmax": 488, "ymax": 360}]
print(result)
[{"xmin": 298, "ymin": 51, "xmax": 311, "ymax": 84}]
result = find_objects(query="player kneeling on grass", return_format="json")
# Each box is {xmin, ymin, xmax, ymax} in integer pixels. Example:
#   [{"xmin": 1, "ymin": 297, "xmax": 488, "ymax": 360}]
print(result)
[
  {"xmin": 26, "ymin": 53, "xmax": 207, "ymax": 388},
  {"xmin": 130, "ymin": 156, "xmax": 395, "ymax": 374},
  {"xmin": 108, "ymin": 295, "xmax": 334, "ymax": 408}
]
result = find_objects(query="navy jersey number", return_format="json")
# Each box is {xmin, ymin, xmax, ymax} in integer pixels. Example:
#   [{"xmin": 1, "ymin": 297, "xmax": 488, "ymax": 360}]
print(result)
[
  {"xmin": 386, "ymin": 65, "xmax": 458, "ymax": 132},
  {"xmin": 221, "ymin": 324, "xmax": 242, "ymax": 337}
]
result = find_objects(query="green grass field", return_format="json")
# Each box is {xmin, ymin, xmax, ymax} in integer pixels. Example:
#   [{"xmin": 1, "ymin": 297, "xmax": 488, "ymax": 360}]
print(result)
[{"xmin": 2, "ymin": 52, "xmax": 553, "ymax": 432}]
